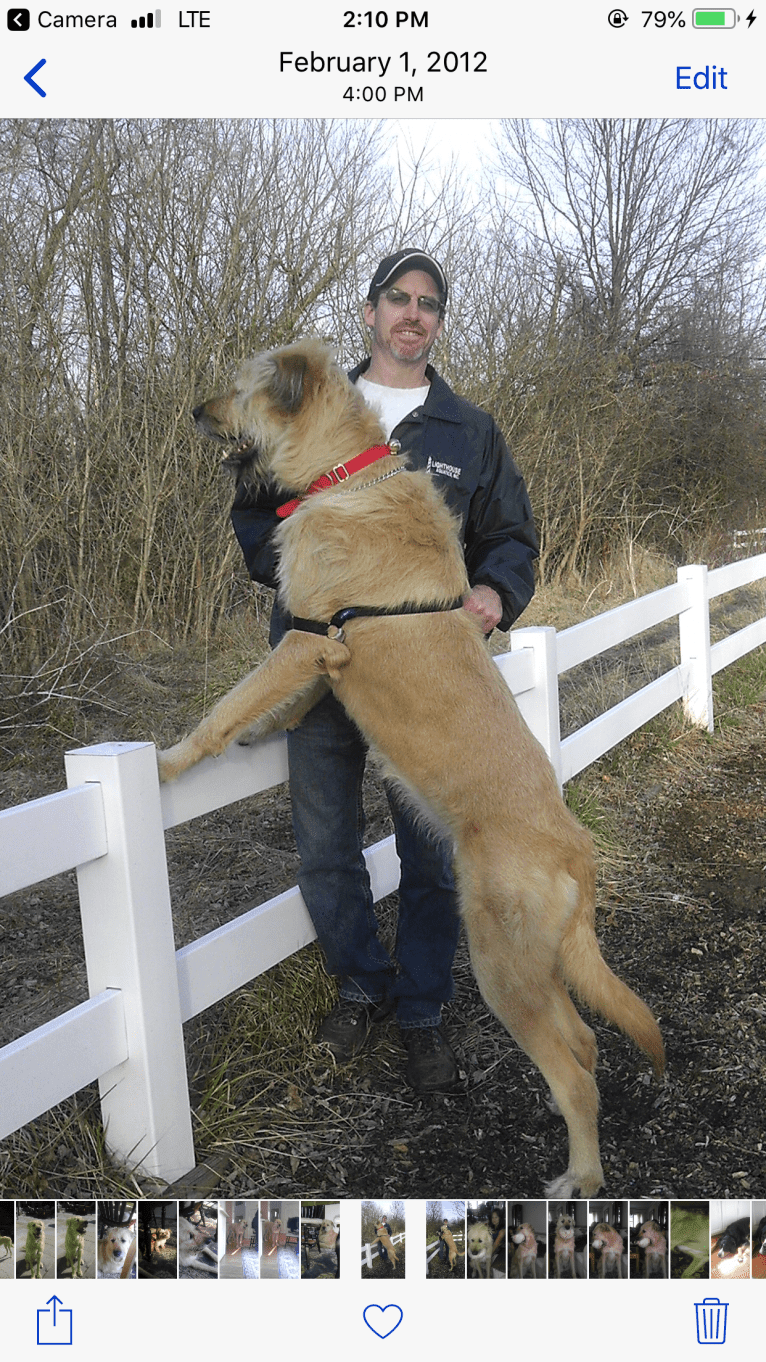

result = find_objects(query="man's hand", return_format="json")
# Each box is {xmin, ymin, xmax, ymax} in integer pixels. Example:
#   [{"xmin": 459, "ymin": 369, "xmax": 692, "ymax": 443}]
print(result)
[{"xmin": 463, "ymin": 584, "xmax": 502, "ymax": 633}]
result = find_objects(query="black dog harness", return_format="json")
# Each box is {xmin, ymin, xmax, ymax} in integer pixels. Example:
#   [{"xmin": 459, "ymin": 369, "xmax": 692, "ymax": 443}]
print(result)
[{"xmin": 291, "ymin": 598, "xmax": 465, "ymax": 643}]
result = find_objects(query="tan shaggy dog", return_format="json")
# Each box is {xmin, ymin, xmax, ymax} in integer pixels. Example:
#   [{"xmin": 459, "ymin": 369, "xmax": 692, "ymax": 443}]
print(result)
[
  {"xmin": 97, "ymin": 1223, "xmax": 136, "ymax": 1278},
  {"xmin": 636, "ymin": 1220, "xmax": 667, "ymax": 1277},
  {"xmin": 439, "ymin": 1222, "xmax": 459, "ymax": 1270},
  {"xmin": 178, "ymin": 1216, "xmax": 218, "ymax": 1274},
  {"xmin": 65, "ymin": 1217, "xmax": 88, "ymax": 1278},
  {"xmin": 374, "ymin": 1222, "xmax": 398, "ymax": 1270},
  {"xmin": 317, "ymin": 1219, "xmax": 338, "ymax": 1253},
  {"xmin": 554, "ymin": 1212, "xmax": 576, "ymax": 1278},
  {"xmin": 510, "ymin": 1222, "xmax": 539, "ymax": 1279},
  {"xmin": 591, "ymin": 1222, "xmax": 624, "ymax": 1278},
  {"xmin": 158, "ymin": 338, "xmax": 665, "ymax": 1197},
  {"xmin": 467, "ymin": 1222, "xmax": 495, "ymax": 1278},
  {"xmin": 25, "ymin": 1220, "xmax": 45, "ymax": 1278}
]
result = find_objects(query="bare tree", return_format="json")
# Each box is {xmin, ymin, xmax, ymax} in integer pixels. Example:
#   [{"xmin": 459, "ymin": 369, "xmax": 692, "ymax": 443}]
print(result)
[
  {"xmin": 0, "ymin": 119, "xmax": 405, "ymax": 668},
  {"xmin": 493, "ymin": 119, "xmax": 766, "ymax": 359}
]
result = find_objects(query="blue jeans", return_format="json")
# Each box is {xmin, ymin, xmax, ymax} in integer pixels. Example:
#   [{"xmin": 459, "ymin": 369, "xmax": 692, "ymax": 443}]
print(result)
[{"xmin": 287, "ymin": 691, "xmax": 461, "ymax": 1027}]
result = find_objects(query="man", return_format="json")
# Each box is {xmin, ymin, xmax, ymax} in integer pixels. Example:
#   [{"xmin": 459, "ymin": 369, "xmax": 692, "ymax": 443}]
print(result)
[{"xmin": 231, "ymin": 249, "xmax": 538, "ymax": 1092}]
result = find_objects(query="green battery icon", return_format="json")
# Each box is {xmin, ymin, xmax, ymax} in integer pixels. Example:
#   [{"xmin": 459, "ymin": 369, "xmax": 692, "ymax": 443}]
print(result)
[{"xmin": 692, "ymin": 8, "xmax": 738, "ymax": 25}]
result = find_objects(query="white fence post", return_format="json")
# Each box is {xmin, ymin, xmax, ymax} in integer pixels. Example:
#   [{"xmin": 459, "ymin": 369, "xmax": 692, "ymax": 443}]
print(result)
[
  {"xmin": 510, "ymin": 626, "xmax": 563, "ymax": 785},
  {"xmin": 677, "ymin": 564, "xmax": 714, "ymax": 732},
  {"xmin": 63, "ymin": 741, "xmax": 195, "ymax": 1183}
]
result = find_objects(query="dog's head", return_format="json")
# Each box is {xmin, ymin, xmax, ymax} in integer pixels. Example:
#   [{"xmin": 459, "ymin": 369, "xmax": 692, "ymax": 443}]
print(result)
[
  {"xmin": 591, "ymin": 1222, "xmax": 620, "ymax": 1251},
  {"xmin": 29, "ymin": 1222, "xmax": 43, "ymax": 1242},
  {"xmin": 193, "ymin": 338, "xmax": 383, "ymax": 494},
  {"xmin": 178, "ymin": 1217, "xmax": 208, "ymax": 1251},
  {"xmin": 556, "ymin": 1214, "xmax": 575, "ymax": 1239},
  {"xmin": 636, "ymin": 1220, "xmax": 664, "ymax": 1249},
  {"xmin": 99, "ymin": 1225, "xmax": 134, "ymax": 1262},
  {"xmin": 467, "ymin": 1223, "xmax": 492, "ymax": 1259},
  {"xmin": 717, "ymin": 1221, "xmax": 749, "ymax": 1258}
]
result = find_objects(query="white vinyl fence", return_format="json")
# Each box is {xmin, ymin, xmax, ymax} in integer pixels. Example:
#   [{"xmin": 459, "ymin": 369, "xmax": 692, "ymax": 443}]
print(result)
[{"xmin": 1, "ymin": 555, "xmax": 765, "ymax": 1183}]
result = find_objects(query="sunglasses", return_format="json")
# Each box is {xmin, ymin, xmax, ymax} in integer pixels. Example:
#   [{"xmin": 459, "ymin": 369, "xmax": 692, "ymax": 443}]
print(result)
[{"xmin": 382, "ymin": 287, "xmax": 443, "ymax": 316}]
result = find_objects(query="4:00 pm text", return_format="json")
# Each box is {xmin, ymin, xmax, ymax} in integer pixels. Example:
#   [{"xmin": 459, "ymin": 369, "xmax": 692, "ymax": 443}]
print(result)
[{"xmin": 342, "ymin": 84, "xmax": 423, "ymax": 100}]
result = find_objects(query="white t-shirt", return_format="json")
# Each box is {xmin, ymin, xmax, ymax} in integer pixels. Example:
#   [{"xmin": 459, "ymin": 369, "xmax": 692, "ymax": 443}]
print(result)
[{"xmin": 356, "ymin": 375, "xmax": 430, "ymax": 440}]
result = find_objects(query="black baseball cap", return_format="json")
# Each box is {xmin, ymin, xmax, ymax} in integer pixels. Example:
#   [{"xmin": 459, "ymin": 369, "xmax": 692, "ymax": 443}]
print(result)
[{"xmin": 367, "ymin": 249, "xmax": 448, "ymax": 306}]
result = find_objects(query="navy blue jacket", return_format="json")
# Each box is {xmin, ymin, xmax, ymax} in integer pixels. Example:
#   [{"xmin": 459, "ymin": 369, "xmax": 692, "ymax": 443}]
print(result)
[{"xmin": 231, "ymin": 359, "xmax": 538, "ymax": 638}]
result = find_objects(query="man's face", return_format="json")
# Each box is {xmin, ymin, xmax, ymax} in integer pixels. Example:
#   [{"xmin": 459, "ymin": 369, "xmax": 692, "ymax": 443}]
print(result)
[{"xmin": 363, "ymin": 268, "xmax": 444, "ymax": 369}]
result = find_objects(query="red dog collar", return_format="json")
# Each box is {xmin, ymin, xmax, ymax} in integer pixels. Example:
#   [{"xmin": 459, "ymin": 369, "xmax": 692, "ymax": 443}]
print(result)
[{"xmin": 276, "ymin": 444, "xmax": 396, "ymax": 519}]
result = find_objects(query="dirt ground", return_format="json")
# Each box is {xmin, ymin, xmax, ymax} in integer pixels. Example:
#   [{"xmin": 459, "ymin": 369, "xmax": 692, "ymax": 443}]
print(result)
[{"xmin": 1, "ymin": 629, "xmax": 765, "ymax": 1203}]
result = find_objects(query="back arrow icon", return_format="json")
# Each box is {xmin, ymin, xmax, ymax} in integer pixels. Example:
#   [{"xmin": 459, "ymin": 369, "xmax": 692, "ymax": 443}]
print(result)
[{"xmin": 24, "ymin": 59, "xmax": 47, "ymax": 96}]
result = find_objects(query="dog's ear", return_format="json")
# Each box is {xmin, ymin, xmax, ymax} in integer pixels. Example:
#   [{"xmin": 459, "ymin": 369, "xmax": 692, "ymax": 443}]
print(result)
[{"xmin": 270, "ymin": 351, "xmax": 312, "ymax": 414}]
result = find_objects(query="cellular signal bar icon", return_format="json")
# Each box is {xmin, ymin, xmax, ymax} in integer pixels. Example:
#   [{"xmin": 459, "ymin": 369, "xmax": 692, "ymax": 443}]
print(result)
[{"xmin": 131, "ymin": 8, "xmax": 161, "ymax": 25}]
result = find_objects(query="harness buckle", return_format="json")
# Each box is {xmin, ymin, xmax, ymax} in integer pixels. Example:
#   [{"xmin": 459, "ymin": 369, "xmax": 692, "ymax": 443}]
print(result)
[{"xmin": 331, "ymin": 461, "xmax": 350, "ymax": 482}]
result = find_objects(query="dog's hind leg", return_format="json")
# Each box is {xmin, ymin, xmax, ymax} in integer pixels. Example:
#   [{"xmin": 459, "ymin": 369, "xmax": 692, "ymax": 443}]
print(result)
[
  {"xmin": 157, "ymin": 631, "xmax": 350, "ymax": 782},
  {"xmin": 463, "ymin": 895, "xmax": 603, "ymax": 1198},
  {"xmin": 468, "ymin": 973, "xmax": 603, "ymax": 1197},
  {"xmin": 518, "ymin": 1013, "xmax": 603, "ymax": 1199},
  {"xmin": 549, "ymin": 980, "xmax": 598, "ymax": 1075}
]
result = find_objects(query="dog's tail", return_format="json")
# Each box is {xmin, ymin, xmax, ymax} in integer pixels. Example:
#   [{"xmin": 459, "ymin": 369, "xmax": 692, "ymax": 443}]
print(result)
[{"xmin": 560, "ymin": 856, "xmax": 665, "ymax": 1078}]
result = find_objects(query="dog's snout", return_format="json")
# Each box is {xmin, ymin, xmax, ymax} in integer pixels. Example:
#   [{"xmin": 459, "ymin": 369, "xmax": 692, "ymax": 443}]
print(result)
[{"xmin": 192, "ymin": 403, "xmax": 205, "ymax": 423}]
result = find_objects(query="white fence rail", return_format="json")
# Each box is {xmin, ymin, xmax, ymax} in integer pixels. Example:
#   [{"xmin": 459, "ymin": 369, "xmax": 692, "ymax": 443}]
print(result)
[{"xmin": 2, "ymin": 556, "xmax": 765, "ymax": 1182}]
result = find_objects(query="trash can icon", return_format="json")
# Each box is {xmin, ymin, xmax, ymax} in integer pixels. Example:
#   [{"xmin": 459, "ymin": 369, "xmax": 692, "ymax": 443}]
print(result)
[{"xmin": 695, "ymin": 1298, "xmax": 728, "ymax": 1344}]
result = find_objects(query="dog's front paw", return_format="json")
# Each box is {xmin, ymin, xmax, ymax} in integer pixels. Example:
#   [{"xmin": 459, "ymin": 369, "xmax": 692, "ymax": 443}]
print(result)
[
  {"xmin": 319, "ymin": 637, "xmax": 352, "ymax": 682},
  {"xmin": 157, "ymin": 743, "xmax": 188, "ymax": 784}
]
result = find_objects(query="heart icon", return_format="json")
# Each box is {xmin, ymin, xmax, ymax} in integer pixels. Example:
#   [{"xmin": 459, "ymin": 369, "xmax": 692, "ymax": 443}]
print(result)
[{"xmin": 363, "ymin": 1304, "xmax": 404, "ymax": 1339}]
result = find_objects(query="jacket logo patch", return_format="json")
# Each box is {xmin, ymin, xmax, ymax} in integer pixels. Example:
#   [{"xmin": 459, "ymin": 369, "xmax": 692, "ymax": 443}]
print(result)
[{"xmin": 426, "ymin": 457, "xmax": 461, "ymax": 481}]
